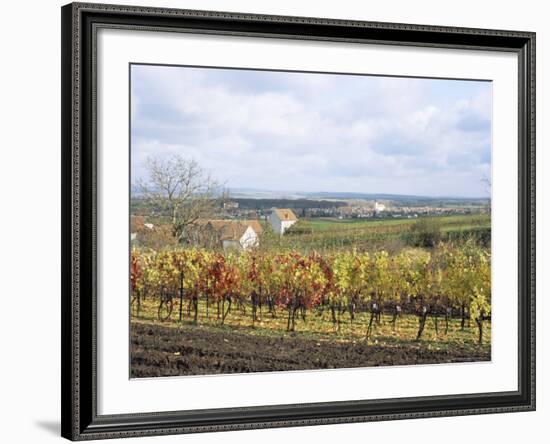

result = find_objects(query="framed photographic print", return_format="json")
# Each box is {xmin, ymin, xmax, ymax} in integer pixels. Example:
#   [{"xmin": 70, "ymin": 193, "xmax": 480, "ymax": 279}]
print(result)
[{"xmin": 61, "ymin": 2, "xmax": 536, "ymax": 440}]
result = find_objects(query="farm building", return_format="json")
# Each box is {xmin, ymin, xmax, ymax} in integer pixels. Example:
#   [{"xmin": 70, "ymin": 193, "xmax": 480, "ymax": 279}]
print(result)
[
  {"xmin": 223, "ymin": 201, "xmax": 239, "ymax": 209},
  {"xmin": 195, "ymin": 220, "xmax": 263, "ymax": 251},
  {"xmin": 129, "ymin": 216, "xmax": 175, "ymax": 250},
  {"xmin": 374, "ymin": 201, "xmax": 386, "ymax": 214},
  {"xmin": 268, "ymin": 208, "xmax": 298, "ymax": 235}
]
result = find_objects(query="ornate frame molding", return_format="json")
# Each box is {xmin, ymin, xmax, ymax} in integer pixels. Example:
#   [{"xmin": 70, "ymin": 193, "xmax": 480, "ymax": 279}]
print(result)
[{"xmin": 61, "ymin": 2, "xmax": 535, "ymax": 440}]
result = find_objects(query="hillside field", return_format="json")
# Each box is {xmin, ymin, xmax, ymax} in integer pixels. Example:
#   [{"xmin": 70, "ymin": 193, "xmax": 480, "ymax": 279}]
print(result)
[{"xmin": 264, "ymin": 213, "xmax": 491, "ymax": 253}]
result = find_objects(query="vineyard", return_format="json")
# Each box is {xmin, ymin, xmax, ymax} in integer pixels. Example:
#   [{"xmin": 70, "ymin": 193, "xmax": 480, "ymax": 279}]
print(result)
[{"xmin": 131, "ymin": 240, "xmax": 491, "ymax": 345}]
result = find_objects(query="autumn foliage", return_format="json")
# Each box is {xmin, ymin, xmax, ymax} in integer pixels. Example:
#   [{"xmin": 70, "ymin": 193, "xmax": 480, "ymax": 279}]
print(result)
[{"xmin": 131, "ymin": 241, "xmax": 490, "ymax": 342}]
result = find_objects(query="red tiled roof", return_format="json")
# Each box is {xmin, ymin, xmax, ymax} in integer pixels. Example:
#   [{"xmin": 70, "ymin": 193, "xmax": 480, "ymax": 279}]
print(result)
[{"xmin": 197, "ymin": 219, "xmax": 263, "ymax": 241}]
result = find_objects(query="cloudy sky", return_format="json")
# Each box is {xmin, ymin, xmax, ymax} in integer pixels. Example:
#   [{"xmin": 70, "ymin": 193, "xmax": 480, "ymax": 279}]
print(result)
[{"xmin": 131, "ymin": 64, "xmax": 492, "ymax": 197}]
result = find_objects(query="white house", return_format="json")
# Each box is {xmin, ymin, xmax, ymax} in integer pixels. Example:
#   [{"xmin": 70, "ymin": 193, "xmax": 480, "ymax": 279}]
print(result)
[
  {"xmin": 223, "ymin": 201, "xmax": 239, "ymax": 210},
  {"xmin": 374, "ymin": 201, "xmax": 386, "ymax": 214},
  {"xmin": 268, "ymin": 208, "xmax": 298, "ymax": 235},
  {"xmin": 206, "ymin": 220, "xmax": 262, "ymax": 251},
  {"xmin": 226, "ymin": 225, "xmax": 257, "ymax": 251}
]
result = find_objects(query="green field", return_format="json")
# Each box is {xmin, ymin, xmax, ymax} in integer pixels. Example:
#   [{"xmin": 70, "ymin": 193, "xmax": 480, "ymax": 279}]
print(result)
[
  {"xmin": 260, "ymin": 213, "xmax": 491, "ymax": 253},
  {"xmin": 301, "ymin": 214, "xmax": 490, "ymax": 231}
]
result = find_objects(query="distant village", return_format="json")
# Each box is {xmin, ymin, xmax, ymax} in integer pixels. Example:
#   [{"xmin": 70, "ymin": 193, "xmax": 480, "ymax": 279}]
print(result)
[{"xmin": 220, "ymin": 199, "xmax": 489, "ymax": 220}]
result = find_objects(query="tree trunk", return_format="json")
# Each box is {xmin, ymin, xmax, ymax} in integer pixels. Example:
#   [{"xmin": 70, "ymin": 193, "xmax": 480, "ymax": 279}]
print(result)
[
  {"xmin": 221, "ymin": 296, "xmax": 231, "ymax": 325},
  {"xmin": 366, "ymin": 311, "xmax": 375, "ymax": 340},
  {"xmin": 178, "ymin": 272, "xmax": 184, "ymax": 322},
  {"xmin": 251, "ymin": 292, "xmax": 257, "ymax": 326},
  {"xmin": 417, "ymin": 311, "xmax": 428, "ymax": 340},
  {"xmin": 476, "ymin": 318, "xmax": 483, "ymax": 344},
  {"xmin": 193, "ymin": 297, "xmax": 198, "ymax": 324},
  {"xmin": 287, "ymin": 305, "xmax": 292, "ymax": 331},
  {"xmin": 291, "ymin": 306, "xmax": 298, "ymax": 331}
]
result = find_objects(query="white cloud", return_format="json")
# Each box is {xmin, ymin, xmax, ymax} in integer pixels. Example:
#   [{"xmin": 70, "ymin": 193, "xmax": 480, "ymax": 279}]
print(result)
[{"xmin": 131, "ymin": 65, "xmax": 492, "ymax": 197}]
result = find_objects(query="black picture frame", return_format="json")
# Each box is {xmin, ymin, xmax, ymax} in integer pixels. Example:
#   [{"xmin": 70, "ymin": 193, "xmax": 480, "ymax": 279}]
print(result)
[{"xmin": 61, "ymin": 2, "xmax": 536, "ymax": 440}]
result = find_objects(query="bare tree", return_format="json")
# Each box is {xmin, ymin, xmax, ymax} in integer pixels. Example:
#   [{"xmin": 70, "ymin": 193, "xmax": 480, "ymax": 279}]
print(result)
[{"xmin": 138, "ymin": 154, "xmax": 225, "ymax": 244}]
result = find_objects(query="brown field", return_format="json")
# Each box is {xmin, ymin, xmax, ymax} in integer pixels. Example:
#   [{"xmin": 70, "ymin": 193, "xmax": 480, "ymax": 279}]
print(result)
[{"xmin": 130, "ymin": 321, "xmax": 490, "ymax": 378}]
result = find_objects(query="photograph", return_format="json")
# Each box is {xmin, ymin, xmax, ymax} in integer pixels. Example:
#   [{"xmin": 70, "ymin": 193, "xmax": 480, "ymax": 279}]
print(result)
[{"xmin": 129, "ymin": 64, "xmax": 493, "ymax": 378}]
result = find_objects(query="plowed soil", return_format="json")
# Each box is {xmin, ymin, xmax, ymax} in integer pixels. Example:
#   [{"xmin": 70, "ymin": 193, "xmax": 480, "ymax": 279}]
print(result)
[{"xmin": 130, "ymin": 322, "xmax": 490, "ymax": 378}]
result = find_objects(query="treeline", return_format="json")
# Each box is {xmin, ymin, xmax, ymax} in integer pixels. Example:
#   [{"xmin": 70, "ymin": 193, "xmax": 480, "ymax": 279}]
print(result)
[
  {"xmin": 131, "ymin": 196, "xmax": 348, "ymax": 217},
  {"xmin": 229, "ymin": 198, "xmax": 348, "ymax": 210},
  {"xmin": 131, "ymin": 240, "xmax": 490, "ymax": 343}
]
